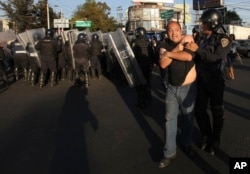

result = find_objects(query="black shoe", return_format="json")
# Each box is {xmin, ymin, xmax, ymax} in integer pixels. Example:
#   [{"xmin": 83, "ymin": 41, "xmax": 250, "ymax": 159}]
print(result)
[
  {"xmin": 200, "ymin": 136, "xmax": 208, "ymax": 151},
  {"xmin": 205, "ymin": 146, "xmax": 216, "ymax": 156},
  {"xmin": 158, "ymin": 153, "xmax": 176, "ymax": 168},
  {"xmin": 182, "ymin": 145, "xmax": 196, "ymax": 158}
]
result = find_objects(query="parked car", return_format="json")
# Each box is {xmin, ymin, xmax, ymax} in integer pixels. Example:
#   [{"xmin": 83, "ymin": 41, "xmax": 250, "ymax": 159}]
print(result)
[{"xmin": 236, "ymin": 40, "xmax": 250, "ymax": 57}]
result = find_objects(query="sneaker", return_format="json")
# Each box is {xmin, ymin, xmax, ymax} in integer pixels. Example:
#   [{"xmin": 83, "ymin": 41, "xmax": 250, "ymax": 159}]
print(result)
[{"xmin": 158, "ymin": 153, "xmax": 176, "ymax": 168}]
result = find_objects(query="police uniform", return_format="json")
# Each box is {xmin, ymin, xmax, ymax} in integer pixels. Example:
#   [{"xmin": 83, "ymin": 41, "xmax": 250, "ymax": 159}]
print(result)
[
  {"xmin": 0, "ymin": 44, "xmax": 9, "ymax": 87},
  {"xmin": 194, "ymin": 9, "xmax": 231, "ymax": 155},
  {"xmin": 56, "ymin": 35, "xmax": 67, "ymax": 80},
  {"xmin": 10, "ymin": 40, "xmax": 29, "ymax": 81},
  {"xmin": 35, "ymin": 29, "xmax": 59, "ymax": 88},
  {"xmin": 73, "ymin": 33, "xmax": 91, "ymax": 88},
  {"xmin": 90, "ymin": 34, "xmax": 103, "ymax": 79},
  {"xmin": 64, "ymin": 41, "xmax": 73, "ymax": 81},
  {"xmin": 26, "ymin": 42, "xmax": 40, "ymax": 86},
  {"xmin": 132, "ymin": 27, "xmax": 152, "ymax": 108}
]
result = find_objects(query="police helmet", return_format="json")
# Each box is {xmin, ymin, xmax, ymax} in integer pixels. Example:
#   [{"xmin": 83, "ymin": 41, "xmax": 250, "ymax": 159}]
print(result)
[
  {"xmin": 135, "ymin": 27, "xmax": 147, "ymax": 38},
  {"xmin": 78, "ymin": 33, "xmax": 87, "ymax": 42},
  {"xmin": 45, "ymin": 29, "xmax": 54, "ymax": 38},
  {"xmin": 200, "ymin": 8, "xmax": 222, "ymax": 31},
  {"xmin": 92, "ymin": 33, "xmax": 99, "ymax": 40}
]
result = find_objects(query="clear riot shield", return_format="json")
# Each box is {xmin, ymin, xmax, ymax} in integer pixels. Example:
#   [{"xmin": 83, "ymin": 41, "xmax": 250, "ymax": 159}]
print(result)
[
  {"xmin": 24, "ymin": 28, "xmax": 46, "ymax": 68},
  {"xmin": 67, "ymin": 30, "xmax": 79, "ymax": 69},
  {"xmin": 16, "ymin": 31, "xmax": 41, "ymax": 68},
  {"xmin": 108, "ymin": 28, "xmax": 146, "ymax": 87},
  {"xmin": 102, "ymin": 32, "xmax": 109, "ymax": 47}
]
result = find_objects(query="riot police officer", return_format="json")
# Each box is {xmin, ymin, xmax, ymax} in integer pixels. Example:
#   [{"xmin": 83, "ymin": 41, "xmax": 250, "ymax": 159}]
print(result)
[
  {"xmin": 9, "ymin": 40, "xmax": 29, "ymax": 81},
  {"xmin": 26, "ymin": 42, "xmax": 40, "ymax": 86},
  {"xmin": 90, "ymin": 33, "xmax": 103, "ymax": 79},
  {"xmin": 0, "ymin": 42, "xmax": 9, "ymax": 87},
  {"xmin": 35, "ymin": 29, "xmax": 59, "ymax": 88},
  {"xmin": 185, "ymin": 9, "xmax": 231, "ymax": 155},
  {"xmin": 131, "ymin": 27, "xmax": 152, "ymax": 108},
  {"xmin": 56, "ymin": 35, "xmax": 67, "ymax": 80},
  {"xmin": 73, "ymin": 33, "xmax": 91, "ymax": 88}
]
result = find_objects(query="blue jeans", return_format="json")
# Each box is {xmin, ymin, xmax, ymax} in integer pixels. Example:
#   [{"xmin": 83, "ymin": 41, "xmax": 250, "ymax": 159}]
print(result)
[{"xmin": 163, "ymin": 82, "xmax": 197, "ymax": 157}]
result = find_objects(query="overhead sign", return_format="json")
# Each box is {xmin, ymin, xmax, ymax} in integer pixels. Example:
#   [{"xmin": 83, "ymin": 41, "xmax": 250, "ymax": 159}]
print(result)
[
  {"xmin": 193, "ymin": 0, "xmax": 224, "ymax": 10},
  {"xmin": 75, "ymin": 21, "xmax": 92, "ymax": 27},
  {"xmin": 53, "ymin": 18, "xmax": 69, "ymax": 28},
  {"xmin": 132, "ymin": 0, "xmax": 174, "ymax": 3},
  {"xmin": 161, "ymin": 9, "xmax": 174, "ymax": 19}
]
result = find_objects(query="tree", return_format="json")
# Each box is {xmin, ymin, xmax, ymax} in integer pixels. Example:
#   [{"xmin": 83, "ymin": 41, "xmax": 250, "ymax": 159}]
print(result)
[
  {"xmin": 71, "ymin": 0, "xmax": 116, "ymax": 32},
  {"xmin": 226, "ymin": 10, "xmax": 242, "ymax": 25},
  {"xmin": 0, "ymin": 0, "xmax": 58, "ymax": 33}
]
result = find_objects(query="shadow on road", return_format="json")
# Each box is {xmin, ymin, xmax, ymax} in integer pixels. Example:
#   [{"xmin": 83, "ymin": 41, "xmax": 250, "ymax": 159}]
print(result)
[{"xmin": 50, "ymin": 86, "xmax": 98, "ymax": 174}]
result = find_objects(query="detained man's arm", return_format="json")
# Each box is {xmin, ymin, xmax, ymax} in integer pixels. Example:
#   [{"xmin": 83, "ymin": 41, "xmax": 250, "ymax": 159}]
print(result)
[
  {"xmin": 164, "ymin": 35, "xmax": 196, "ymax": 61},
  {"xmin": 159, "ymin": 47, "xmax": 172, "ymax": 69}
]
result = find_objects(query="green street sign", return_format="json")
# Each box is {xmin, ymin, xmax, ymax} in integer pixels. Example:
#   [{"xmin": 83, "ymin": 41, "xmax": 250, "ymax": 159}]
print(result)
[
  {"xmin": 161, "ymin": 9, "xmax": 174, "ymax": 19},
  {"xmin": 75, "ymin": 21, "xmax": 92, "ymax": 27}
]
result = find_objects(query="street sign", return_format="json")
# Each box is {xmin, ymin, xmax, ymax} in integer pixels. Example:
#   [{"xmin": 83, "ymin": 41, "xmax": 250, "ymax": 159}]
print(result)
[
  {"xmin": 53, "ymin": 18, "xmax": 69, "ymax": 28},
  {"xmin": 160, "ymin": 9, "xmax": 174, "ymax": 19},
  {"xmin": 75, "ymin": 21, "xmax": 92, "ymax": 27}
]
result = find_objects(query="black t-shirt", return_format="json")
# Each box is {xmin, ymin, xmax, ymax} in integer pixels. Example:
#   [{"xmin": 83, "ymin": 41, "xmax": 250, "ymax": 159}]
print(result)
[{"xmin": 159, "ymin": 39, "xmax": 195, "ymax": 86}]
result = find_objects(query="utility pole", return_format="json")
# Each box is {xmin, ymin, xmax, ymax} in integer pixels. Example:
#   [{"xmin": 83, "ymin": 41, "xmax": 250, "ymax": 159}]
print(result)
[
  {"xmin": 46, "ymin": 1, "xmax": 50, "ymax": 29},
  {"xmin": 183, "ymin": 0, "xmax": 186, "ymax": 26}
]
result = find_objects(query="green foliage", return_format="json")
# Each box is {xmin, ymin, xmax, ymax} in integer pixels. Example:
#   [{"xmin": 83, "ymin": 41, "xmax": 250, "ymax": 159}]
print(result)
[
  {"xmin": 0, "ymin": 0, "xmax": 58, "ymax": 33},
  {"xmin": 226, "ymin": 10, "xmax": 242, "ymax": 25},
  {"xmin": 71, "ymin": 1, "xmax": 117, "ymax": 32}
]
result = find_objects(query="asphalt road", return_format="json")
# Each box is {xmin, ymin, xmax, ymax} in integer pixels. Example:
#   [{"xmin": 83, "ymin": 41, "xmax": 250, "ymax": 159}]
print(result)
[{"xmin": 0, "ymin": 58, "xmax": 250, "ymax": 174}]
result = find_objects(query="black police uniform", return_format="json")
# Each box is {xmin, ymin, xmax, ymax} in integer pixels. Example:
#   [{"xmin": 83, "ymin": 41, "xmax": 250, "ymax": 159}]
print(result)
[
  {"xmin": 132, "ymin": 28, "xmax": 152, "ymax": 108},
  {"xmin": 90, "ymin": 34, "xmax": 103, "ymax": 79},
  {"xmin": 0, "ymin": 45, "xmax": 9, "ymax": 87},
  {"xmin": 26, "ymin": 42, "xmax": 40, "ymax": 86},
  {"xmin": 35, "ymin": 30, "xmax": 59, "ymax": 88},
  {"xmin": 73, "ymin": 35, "xmax": 91, "ymax": 88},
  {"xmin": 64, "ymin": 41, "xmax": 73, "ymax": 81},
  {"xmin": 195, "ymin": 32, "xmax": 231, "ymax": 154},
  {"xmin": 56, "ymin": 35, "xmax": 67, "ymax": 80},
  {"xmin": 10, "ymin": 41, "xmax": 29, "ymax": 81}
]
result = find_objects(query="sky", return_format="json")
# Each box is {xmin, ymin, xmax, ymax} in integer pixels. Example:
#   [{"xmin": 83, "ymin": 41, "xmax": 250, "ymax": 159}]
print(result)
[
  {"xmin": 2, "ymin": 0, "xmax": 250, "ymax": 25},
  {"xmin": 44, "ymin": 0, "xmax": 250, "ymax": 25}
]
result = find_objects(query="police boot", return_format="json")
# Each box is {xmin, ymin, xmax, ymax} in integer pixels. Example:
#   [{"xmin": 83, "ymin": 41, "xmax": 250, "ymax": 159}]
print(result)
[
  {"xmin": 67, "ymin": 69, "xmax": 73, "ymax": 81},
  {"xmin": 50, "ymin": 72, "xmax": 57, "ymax": 87},
  {"xmin": 97, "ymin": 69, "xmax": 103, "ymax": 79},
  {"xmin": 30, "ymin": 72, "xmax": 37, "ymax": 86},
  {"xmin": 39, "ymin": 73, "xmax": 45, "ymax": 88},
  {"xmin": 14, "ymin": 68, "xmax": 19, "ymax": 81},
  {"xmin": 2, "ymin": 74, "xmax": 9, "ymax": 88},
  {"xmin": 27, "ymin": 69, "xmax": 32, "ymax": 82},
  {"xmin": 91, "ymin": 68, "xmax": 97, "ymax": 80},
  {"xmin": 84, "ymin": 73, "xmax": 90, "ymax": 88},
  {"xmin": 23, "ymin": 68, "xmax": 28, "ymax": 82},
  {"xmin": 74, "ymin": 73, "xmax": 81, "ymax": 87},
  {"xmin": 61, "ymin": 68, "xmax": 66, "ymax": 81}
]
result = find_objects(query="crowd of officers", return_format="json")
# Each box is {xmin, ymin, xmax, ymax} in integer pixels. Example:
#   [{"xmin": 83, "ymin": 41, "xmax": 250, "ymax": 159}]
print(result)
[
  {"xmin": 1, "ymin": 8, "xmax": 231, "ymax": 166},
  {"xmin": 0, "ymin": 29, "xmax": 104, "ymax": 89}
]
